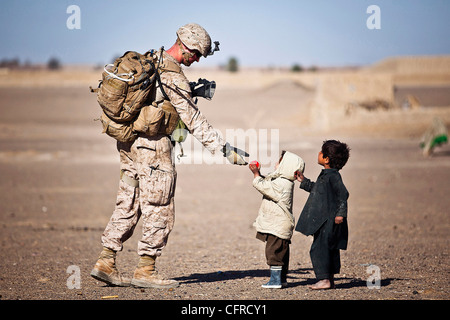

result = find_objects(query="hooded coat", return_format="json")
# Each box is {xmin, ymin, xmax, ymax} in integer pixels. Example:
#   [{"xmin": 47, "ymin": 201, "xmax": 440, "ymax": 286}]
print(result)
[{"xmin": 252, "ymin": 152, "xmax": 305, "ymax": 240}]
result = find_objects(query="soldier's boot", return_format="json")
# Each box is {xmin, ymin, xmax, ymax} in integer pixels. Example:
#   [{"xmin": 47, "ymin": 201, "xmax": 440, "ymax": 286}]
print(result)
[
  {"xmin": 131, "ymin": 255, "xmax": 179, "ymax": 289},
  {"xmin": 90, "ymin": 247, "xmax": 130, "ymax": 286}
]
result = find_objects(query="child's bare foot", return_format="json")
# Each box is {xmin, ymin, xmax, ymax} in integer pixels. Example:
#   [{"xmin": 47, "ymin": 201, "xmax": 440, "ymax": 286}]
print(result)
[{"xmin": 308, "ymin": 279, "xmax": 334, "ymax": 290}]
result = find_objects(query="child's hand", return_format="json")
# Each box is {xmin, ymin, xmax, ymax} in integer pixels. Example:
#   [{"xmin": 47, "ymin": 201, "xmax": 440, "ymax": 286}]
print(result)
[
  {"xmin": 335, "ymin": 216, "xmax": 344, "ymax": 224},
  {"xmin": 294, "ymin": 170, "xmax": 305, "ymax": 182},
  {"xmin": 249, "ymin": 163, "xmax": 260, "ymax": 177}
]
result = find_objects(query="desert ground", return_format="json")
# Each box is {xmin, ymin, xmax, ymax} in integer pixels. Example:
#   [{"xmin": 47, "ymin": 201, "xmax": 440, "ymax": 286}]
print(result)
[{"xmin": 0, "ymin": 57, "xmax": 449, "ymax": 308}]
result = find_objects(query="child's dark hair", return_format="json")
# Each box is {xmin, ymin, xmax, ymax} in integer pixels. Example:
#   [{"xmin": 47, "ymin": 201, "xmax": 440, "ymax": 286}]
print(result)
[{"xmin": 322, "ymin": 140, "xmax": 350, "ymax": 170}]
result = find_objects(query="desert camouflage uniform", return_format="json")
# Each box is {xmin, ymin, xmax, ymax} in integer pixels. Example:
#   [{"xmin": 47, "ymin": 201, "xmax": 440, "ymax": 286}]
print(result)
[{"xmin": 101, "ymin": 51, "xmax": 225, "ymax": 257}]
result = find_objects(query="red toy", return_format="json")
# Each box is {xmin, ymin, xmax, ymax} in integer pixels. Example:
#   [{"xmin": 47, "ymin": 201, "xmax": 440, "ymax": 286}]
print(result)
[{"xmin": 250, "ymin": 160, "xmax": 261, "ymax": 169}]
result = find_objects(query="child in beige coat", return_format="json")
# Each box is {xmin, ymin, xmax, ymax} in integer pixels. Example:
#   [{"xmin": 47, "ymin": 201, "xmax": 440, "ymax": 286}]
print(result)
[{"xmin": 249, "ymin": 151, "xmax": 305, "ymax": 288}]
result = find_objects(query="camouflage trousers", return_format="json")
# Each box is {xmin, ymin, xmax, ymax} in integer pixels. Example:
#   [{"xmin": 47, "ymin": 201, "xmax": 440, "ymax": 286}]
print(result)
[{"xmin": 101, "ymin": 134, "xmax": 177, "ymax": 257}]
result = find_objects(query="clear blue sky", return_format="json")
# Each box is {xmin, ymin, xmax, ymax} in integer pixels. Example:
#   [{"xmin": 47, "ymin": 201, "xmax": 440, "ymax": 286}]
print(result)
[{"xmin": 1, "ymin": 0, "xmax": 449, "ymax": 67}]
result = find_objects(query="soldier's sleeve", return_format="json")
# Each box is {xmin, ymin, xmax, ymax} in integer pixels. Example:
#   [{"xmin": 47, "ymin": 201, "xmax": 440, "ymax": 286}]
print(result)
[{"xmin": 161, "ymin": 72, "xmax": 225, "ymax": 154}]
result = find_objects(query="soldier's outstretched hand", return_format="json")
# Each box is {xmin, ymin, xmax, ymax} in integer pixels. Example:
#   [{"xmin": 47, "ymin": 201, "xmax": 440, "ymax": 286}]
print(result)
[{"xmin": 222, "ymin": 142, "xmax": 249, "ymax": 165}]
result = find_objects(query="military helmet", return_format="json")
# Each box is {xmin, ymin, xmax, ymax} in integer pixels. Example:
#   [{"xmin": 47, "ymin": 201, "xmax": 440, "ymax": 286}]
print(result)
[{"xmin": 176, "ymin": 23, "xmax": 211, "ymax": 58}]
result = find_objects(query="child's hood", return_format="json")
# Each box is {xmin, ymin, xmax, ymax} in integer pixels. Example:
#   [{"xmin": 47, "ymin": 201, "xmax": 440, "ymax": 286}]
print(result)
[{"xmin": 272, "ymin": 151, "xmax": 305, "ymax": 181}]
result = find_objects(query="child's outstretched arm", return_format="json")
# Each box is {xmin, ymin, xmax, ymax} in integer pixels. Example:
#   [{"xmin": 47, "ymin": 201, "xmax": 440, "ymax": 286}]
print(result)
[
  {"xmin": 249, "ymin": 163, "xmax": 261, "ymax": 178},
  {"xmin": 294, "ymin": 170, "xmax": 304, "ymax": 182},
  {"xmin": 250, "ymin": 164, "xmax": 281, "ymax": 202}
]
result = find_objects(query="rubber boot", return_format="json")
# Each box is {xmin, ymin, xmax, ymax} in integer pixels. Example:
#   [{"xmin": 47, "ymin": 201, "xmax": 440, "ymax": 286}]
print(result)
[
  {"xmin": 261, "ymin": 266, "xmax": 282, "ymax": 289},
  {"xmin": 131, "ymin": 255, "xmax": 179, "ymax": 289},
  {"xmin": 90, "ymin": 247, "xmax": 130, "ymax": 286}
]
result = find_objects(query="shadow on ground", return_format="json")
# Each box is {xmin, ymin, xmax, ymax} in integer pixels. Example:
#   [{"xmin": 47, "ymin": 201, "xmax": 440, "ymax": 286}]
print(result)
[{"xmin": 175, "ymin": 267, "xmax": 399, "ymax": 289}]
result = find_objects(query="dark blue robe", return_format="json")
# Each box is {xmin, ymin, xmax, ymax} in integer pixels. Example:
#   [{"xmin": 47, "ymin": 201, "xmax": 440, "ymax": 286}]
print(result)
[{"xmin": 295, "ymin": 168, "xmax": 349, "ymax": 250}]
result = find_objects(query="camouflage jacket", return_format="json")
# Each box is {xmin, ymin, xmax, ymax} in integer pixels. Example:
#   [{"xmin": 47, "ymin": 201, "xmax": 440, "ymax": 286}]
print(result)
[{"xmin": 154, "ymin": 51, "xmax": 225, "ymax": 154}]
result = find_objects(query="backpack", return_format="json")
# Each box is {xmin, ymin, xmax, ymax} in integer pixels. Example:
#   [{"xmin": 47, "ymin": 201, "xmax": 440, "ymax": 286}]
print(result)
[
  {"xmin": 91, "ymin": 48, "xmax": 188, "ymax": 144},
  {"xmin": 98, "ymin": 50, "xmax": 157, "ymax": 123}
]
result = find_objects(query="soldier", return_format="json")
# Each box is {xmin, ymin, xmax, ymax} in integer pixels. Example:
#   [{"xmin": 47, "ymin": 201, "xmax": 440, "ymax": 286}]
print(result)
[{"xmin": 90, "ymin": 23, "xmax": 248, "ymax": 288}]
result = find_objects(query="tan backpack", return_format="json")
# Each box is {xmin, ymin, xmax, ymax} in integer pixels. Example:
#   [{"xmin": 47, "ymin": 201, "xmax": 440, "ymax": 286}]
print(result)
[
  {"xmin": 91, "ymin": 48, "xmax": 184, "ymax": 143},
  {"xmin": 98, "ymin": 50, "xmax": 157, "ymax": 122}
]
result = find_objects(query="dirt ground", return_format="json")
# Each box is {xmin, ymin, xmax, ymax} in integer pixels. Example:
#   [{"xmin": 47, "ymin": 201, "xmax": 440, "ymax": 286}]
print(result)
[{"xmin": 0, "ymin": 67, "xmax": 449, "ymax": 308}]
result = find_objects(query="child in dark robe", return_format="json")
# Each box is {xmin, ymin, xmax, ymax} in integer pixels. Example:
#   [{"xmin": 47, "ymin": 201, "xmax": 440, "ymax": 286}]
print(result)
[{"xmin": 295, "ymin": 140, "xmax": 350, "ymax": 289}]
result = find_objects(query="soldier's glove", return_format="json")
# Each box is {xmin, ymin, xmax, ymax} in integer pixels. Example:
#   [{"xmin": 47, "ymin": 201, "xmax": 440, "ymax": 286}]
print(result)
[{"xmin": 222, "ymin": 142, "xmax": 249, "ymax": 165}]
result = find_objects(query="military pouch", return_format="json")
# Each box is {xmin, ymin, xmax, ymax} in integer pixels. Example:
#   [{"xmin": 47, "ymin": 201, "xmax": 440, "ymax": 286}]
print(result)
[
  {"xmin": 100, "ymin": 112, "xmax": 136, "ymax": 143},
  {"xmin": 171, "ymin": 119, "xmax": 188, "ymax": 143},
  {"xmin": 159, "ymin": 100, "xmax": 180, "ymax": 136},
  {"xmin": 133, "ymin": 104, "xmax": 165, "ymax": 137},
  {"xmin": 97, "ymin": 73, "xmax": 128, "ymax": 118},
  {"xmin": 143, "ymin": 167, "xmax": 176, "ymax": 206},
  {"xmin": 119, "ymin": 80, "xmax": 154, "ymax": 122}
]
